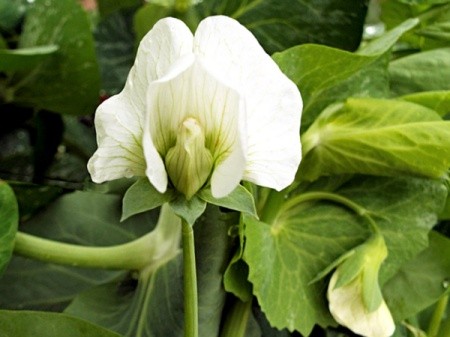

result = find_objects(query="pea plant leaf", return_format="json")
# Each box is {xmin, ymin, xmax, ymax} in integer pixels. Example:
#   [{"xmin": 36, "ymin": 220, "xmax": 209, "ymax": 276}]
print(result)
[
  {"xmin": 0, "ymin": 181, "xmax": 18, "ymax": 277},
  {"xmin": 273, "ymin": 18, "xmax": 418, "ymax": 129},
  {"xmin": 95, "ymin": 9, "xmax": 136, "ymax": 95},
  {"xmin": 9, "ymin": 0, "xmax": 100, "ymax": 115},
  {"xmin": 0, "ymin": 191, "xmax": 156, "ymax": 310},
  {"xmin": 389, "ymin": 48, "xmax": 450, "ymax": 96},
  {"xmin": 0, "ymin": 45, "xmax": 58, "ymax": 72},
  {"xmin": 0, "ymin": 310, "xmax": 122, "ymax": 337},
  {"xmin": 65, "ymin": 206, "xmax": 233, "ymax": 337},
  {"xmin": 244, "ymin": 176, "xmax": 446, "ymax": 335},
  {"xmin": 299, "ymin": 98, "xmax": 450, "ymax": 182},
  {"xmin": 384, "ymin": 231, "xmax": 450, "ymax": 321},
  {"xmin": 195, "ymin": 0, "xmax": 368, "ymax": 54}
]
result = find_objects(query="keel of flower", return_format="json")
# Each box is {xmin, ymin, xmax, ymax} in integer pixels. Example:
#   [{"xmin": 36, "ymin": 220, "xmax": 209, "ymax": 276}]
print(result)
[{"xmin": 165, "ymin": 118, "xmax": 213, "ymax": 199}]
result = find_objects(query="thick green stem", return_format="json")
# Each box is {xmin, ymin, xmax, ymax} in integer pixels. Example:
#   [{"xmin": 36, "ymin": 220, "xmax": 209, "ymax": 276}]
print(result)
[
  {"xmin": 182, "ymin": 219, "xmax": 198, "ymax": 337},
  {"xmin": 220, "ymin": 300, "xmax": 252, "ymax": 337},
  {"xmin": 13, "ymin": 203, "xmax": 181, "ymax": 271},
  {"xmin": 427, "ymin": 294, "xmax": 449, "ymax": 337},
  {"xmin": 14, "ymin": 231, "xmax": 153, "ymax": 270}
]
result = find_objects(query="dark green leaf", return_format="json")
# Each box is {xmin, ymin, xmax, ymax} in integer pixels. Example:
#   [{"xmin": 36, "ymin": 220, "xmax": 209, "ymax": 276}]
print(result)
[
  {"xmin": 97, "ymin": 0, "xmax": 140, "ymax": 17},
  {"xmin": 65, "ymin": 206, "xmax": 232, "ymax": 337},
  {"xmin": 0, "ymin": 191, "xmax": 156, "ymax": 310},
  {"xmin": 95, "ymin": 9, "xmax": 135, "ymax": 95},
  {"xmin": 0, "ymin": 0, "xmax": 26, "ymax": 31},
  {"xmin": 0, "ymin": 181, "xmax": 18, "ymax": 276},
  {"xmin": 300, "ymin": 98, "xmax": 450, "ymax": 182},
  {"xmin": 384, "ymin": 231, "xmax": 450, "ymax": 321},
  {"xmin": 122, "ymin": 178, "xmax": 173, "ymax": 221},
  {"xmin": 196, "ymin": 0, "xmax": 367, "ymax": 54},
  {"xmin": 0, "ymin": 310, "xmax": 122, "ymax": 337},
  {"xmin": 11, "ymin": 0, "xmax": 100, "ymax": 115},
  {"xmin": 0, "ymin": 45, "xmax": 58, "ymax": 71},
  {"xmin": 198, "ymin": 185, "xmax": 256, "ymax": 216},
  {"xmin": 8, "ymin": 181, "xmax": 62, "ymax": 221},
  {"xmin": 389, "ymin": 48, "xmax": 450, "ymax": 96},
  {"xmin": 244, "ymin": 176, "xmax": 446, "ymax": 334}
]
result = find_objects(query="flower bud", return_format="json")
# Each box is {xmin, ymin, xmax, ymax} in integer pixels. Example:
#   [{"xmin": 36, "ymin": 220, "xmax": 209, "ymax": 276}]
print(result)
[
  {"xmin": 327, "ymin": 233, "xmax": 395, "ymax": 337},
  {"xmin": 165, "ymin": 118, "xmax": 213, "ymax": 199}
]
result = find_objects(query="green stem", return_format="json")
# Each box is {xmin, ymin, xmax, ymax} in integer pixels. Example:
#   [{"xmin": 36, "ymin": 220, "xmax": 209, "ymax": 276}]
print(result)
[
  {"xmin": 427, "ymin": 294, "xmax": 449, "ymax": 337},
  {"xmin": 220, "ymin": 300, "xmax": 252, "ymax": 337},
  {"xmin": 182, "ymin": 219, "xmax": 198, "ymax": 337},
  {"xmin": 260, "ymin": 189, "xmax": 286, "ymax": 224},
  {"xmin": 14, "ymin": 203, "xmax": 181, "ymax": 271},
  {"xmin": 14, "ymin": 231, "xmax": 152, "ymax": 270},
  {"xmin": 280, "ymin": 191, "xmax": 379, "ymax": 232}
]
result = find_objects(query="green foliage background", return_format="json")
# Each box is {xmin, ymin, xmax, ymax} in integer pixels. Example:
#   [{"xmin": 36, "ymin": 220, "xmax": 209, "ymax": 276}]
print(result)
[{"xmin": 0, "ymin": 0, "xmax": 449, "ymax": 336}]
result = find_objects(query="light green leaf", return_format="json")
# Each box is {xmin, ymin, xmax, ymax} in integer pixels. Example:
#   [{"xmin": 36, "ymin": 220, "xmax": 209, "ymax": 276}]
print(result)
[
  {"xmin": 0, "ymin": 181, "xmax": 18, "ymax": 276},
  {"xmin": 65, "ymin": 206, "xmax": 232, "ymax": 337},
  {"xmin": 0, "ymin": 191, "xmax": 156, "ymax": 310},
  {"xmin": 400, "ymin": 91, "xmax": 450, "ymax": 116},
  {"xmin": 0, "ymin": 310, "xmax": 122, "ymax": 337},
  {"xmin": 122, "ymin": 178, "xmax": 173, "ymax": 221},
  {"xmin": 389, "ymin": 48, "xmax": 450, "ymax": 96},
  {"xmin": 384, "ymin": 231, "xmax": 450, "ymax": 321},
  {"xmin": 198, "ymin": 185, "xmax": 256, "ymax": 217},
  {"xmin": 300, "ymin": 98, "xmax": 450, "ymax": 182},
  {"xmin": 11, "ymin": 0, "xmax": 100, "ymax": 115},
  {"xmin": 244, "ymin": 176, "xmax": 446, "ymax": 334},
  {"xmin": 273, "ymin": 18, "xmax": 417, "ymax": 129},
  {"xmin": 169, "ymin": 195, "xmax": 206, "ymax": 226},
  {"xmin": 0, "ymin": 45, "xmax": 58, "ymax": 72},
  {"xmin": 358, "ymin": 18, "xmax": 419, "ymax": 55},
  {"xmin": 196, "ymin": 0, "xmax": 368, "ymax": 54},
  {"xmin": 273, "ymin": 45, "xmax": 389, "ymax": 129}
]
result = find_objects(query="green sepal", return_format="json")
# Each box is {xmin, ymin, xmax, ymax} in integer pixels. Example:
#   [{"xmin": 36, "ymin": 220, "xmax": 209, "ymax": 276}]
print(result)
[
  {"xmin": 198, "ymin": 185, "xmax": 257, "ymax": 217},
  {"xmin": 169, "ymin": 194, "xmax": 206, "ymax": 226},
  {"xmin": 361, "ymin": 260, "xmax": 384, "ymax": 312},
  {"xmin": 223, "ymin": 214, "xmax": 253, "ymax": 302},
  {"xmin": 121, "ymin": 177, "xmax": 174, "ymax": 221}
]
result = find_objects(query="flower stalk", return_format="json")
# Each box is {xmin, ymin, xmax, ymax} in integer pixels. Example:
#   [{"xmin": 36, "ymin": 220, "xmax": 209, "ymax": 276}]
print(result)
[
  {"xmin": 182, "ymin": 219, "xmax": 198, "ymax": 337},
  {"xmin": 13, "ymin": 203, "xmax": 181, "ymax": 271}
]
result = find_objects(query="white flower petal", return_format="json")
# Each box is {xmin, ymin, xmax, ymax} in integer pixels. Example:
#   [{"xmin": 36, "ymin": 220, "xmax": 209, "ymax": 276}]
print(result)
[
  {"xmin": 146, "ymin": 57, "xmax": 246, "ymax": 197},
  {"xmin": 88, "ymin": 18, "xmax": 193, "ymax": 185},
  {"xmin": 328, "ymin": 272, "xmax": 395, "ymax": 337},
  {"xmin": 194, "ymin": 16, "xmax": 302, "ymax": 190},
  {"xmin": 88, "ymin": 94, "xmax": 146, "ymax": 183}
]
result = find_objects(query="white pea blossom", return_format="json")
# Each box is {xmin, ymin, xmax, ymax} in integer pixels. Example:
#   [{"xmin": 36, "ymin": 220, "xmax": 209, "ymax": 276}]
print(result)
[
  {"xmin": 327, "ymin": 234, "xmax": 395, "ymax": 337},
  {"xmin": 87, "ymin": 16, "xmax": 302, "ymax": 199}
]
